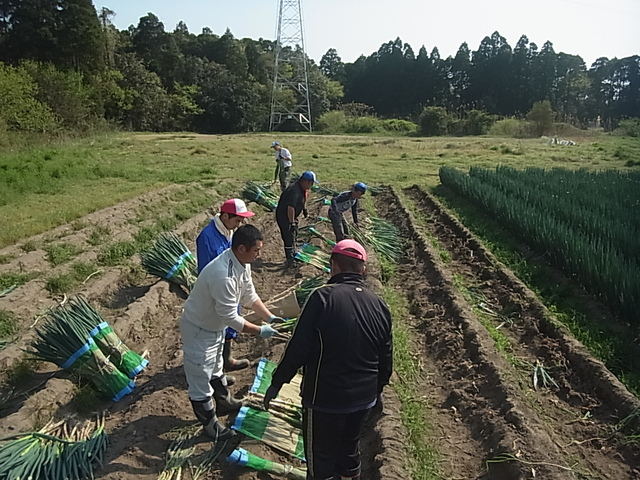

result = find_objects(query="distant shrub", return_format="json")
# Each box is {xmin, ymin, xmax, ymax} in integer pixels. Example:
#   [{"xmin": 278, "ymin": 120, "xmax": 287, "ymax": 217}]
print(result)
[
  {"xmin": 344, "ymin": 116, "xmax": 382, "ymax": 134},
  {"xmin": 419, "ymin": 106, "xmax": 449, "ymax": 136},
  {"xmin": 381, "ymin": 119, "xmax": 417, "ymax": 133},
  {"xmin": 316, "ymin": 110, "xmax": 347, "ymax": 133},
  {"xmin": 614, "ymin": 118, "xmax": 640, "ymax": 138},
  {"xmin": 489, "ymin": 118, "xmax": 533, "ymax": 138}
]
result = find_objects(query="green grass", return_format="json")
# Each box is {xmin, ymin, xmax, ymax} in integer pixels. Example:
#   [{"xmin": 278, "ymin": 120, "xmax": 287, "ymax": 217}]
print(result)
[
  {"xmin": 43, "ymin": 242, "xmax": 83, "ymax": 266},
  {"xmin": 0, "ymin": 254, "xmax": 16, "ymax": 264},
  {"xmin": 0, "ymin": 309, "xmax": 18, "ymax": 338},
  {"xmin": 86, "ymin": 225, "xmax": 111, "ymax": 246},
  {"xmin": 0, "ymin": 132, "xmax": 635, "ymax": 249},
  {"xmin": 19, "ymin": 240, "xmax": 38, "ymax": 252},
  {"xmin": 45, "ymin": 261, "xmax": 101, "ymax": 294},
  {"xmin": 382, "ymin": 286, "xmax": 440, "ymax": 480},
  {"xmin": 3, "ymin": 355, "xmax": 41, "ymax": 388},
  {"xmin": 0, "ymin": 271, "xmax": 37, "ymax": 290}
]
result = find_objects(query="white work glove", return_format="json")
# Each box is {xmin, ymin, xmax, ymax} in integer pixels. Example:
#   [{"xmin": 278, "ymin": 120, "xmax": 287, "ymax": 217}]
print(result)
[
  {"xmin": 259, "ymin": 325, "xmax": 278, "ymax": 338},
  {"xmin": 268, "ymin": 315, "xmax": 286, "ymax": 324}
]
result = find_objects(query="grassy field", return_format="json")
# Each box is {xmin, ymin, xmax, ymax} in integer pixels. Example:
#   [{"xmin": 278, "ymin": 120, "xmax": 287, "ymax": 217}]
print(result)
[{"xmin": 2, "ymin": 131, "xmax": 639, "ymax": 248}]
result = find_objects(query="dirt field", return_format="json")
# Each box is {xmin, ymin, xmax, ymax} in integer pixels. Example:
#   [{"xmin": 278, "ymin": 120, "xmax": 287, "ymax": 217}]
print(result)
[{"xmin": 1, "ymin": 182, "xmax": 639, "ymax": 479}]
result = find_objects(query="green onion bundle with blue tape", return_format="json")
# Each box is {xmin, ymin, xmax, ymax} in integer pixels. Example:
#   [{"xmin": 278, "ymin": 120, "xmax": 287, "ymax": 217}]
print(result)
[
  {"xmin": 140, "ymin": 232, "xmax": 198, "ymax": 291},
  {"xmin": 64, "ymin": 295, "xmax": 148, "ymax": 379},
  {"xmin": 30, "ymin": 303, "xmax": 135, "ymax": 402},
  {"xmin": 227, "ymin": 448, "xmax": 306, "ymax": 479}
]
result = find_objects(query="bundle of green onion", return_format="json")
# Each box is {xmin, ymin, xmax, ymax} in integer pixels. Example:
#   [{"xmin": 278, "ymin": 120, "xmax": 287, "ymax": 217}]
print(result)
[
  {"xmin": 30, "ymin": 305, "xmax": 135, "ymax": 402},
  {"xmin": 0, "ymin": 417, "xmax": 107, "ymax": 480},
  {"xmin": 295, "ymin": 244, "xmax": 331, "ymax": 273},
  {"xmin": 349, "ymin": 217, "xmax": 402, "ymax": 263},
  {"xmin": 140, "ymin": 232, "xmax": 198, "ymax": 291},
  {"xmin": 227, "ymin": 447, "xmax": 306, "ymax": 479},
  {"xmin": 61, "ymin": 295, "xmax": 148, "ymax": 379},
  {"xmin": 295, "ymin": 275, "xmax": 326, "ymax": 307},
  {"xmin": 241, "ymin": 181, "xmax": 279, "ymax": 211},
  {"xmin": 297, "ymin": 225, "xmax": 335, "ymax": 247}
]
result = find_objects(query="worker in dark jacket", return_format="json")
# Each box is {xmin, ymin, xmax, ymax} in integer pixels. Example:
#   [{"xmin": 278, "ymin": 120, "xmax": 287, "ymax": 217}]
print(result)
[
  {"xmin": 263, "ymin": 239, "xmax": 393, "ymax": 480},
  {"xmin": 329, "ymin": 182, "xmax": 367, "ymax": 242},
  {"xmin": 275, "ymin": 171, "xmax": 318, "ymax": 266}
]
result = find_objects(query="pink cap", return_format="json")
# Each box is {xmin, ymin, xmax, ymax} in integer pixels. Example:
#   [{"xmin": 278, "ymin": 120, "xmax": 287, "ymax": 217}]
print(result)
[
  {"xmin": 221, "ymin": 199, "xmax": 255, "ymax": 218},
  {"xmin": 331, "ymin": 239, "xmax": 367, "ymax": 262}
]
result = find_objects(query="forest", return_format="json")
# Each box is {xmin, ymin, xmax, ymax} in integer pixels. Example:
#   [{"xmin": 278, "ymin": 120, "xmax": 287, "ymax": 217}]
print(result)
[{"xmin": 1, "ymin": 0, "xmax": 638, "ymax": 135}]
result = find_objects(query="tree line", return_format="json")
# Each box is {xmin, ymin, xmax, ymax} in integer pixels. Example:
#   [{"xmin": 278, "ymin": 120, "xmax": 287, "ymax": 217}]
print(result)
[{"xmin": 0, "ymin": 0, "xmax": 638, "ymax": 136}]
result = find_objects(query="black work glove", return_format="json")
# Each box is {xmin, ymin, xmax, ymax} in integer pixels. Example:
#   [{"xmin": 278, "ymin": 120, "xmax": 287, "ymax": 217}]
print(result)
[
  {"xmin": 289, "ymin": 222, "xmax": 298, "ymax": 235},
  {"xmin": 302, "ymin": 208, "xmax": 308, "ymax": 218}
]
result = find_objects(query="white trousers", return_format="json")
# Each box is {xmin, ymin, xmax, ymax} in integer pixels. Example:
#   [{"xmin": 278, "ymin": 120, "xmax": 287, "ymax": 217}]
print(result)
[{"xmin": 180, "ymin": 317, "xmax": 224, "ymax": 401}]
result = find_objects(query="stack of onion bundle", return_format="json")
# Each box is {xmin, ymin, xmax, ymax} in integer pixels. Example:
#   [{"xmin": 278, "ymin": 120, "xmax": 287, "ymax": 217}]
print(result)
[
  {"xmin": 63, "ymin": 295, "xmax": 148, "ymax": 379},
  {"xmin": 348, "ymin": 217, "xmax": 402, "ymax": 263},
  {"xmin": 0, "ymin": 417, "xmax": 107, "ymax": 480},
  {"xmin": 30, "ymin": 304, "xmax": 135, "ymax": 402},
  {"xmin": 141, "ymin": 232, "xmax": 198, "ymax": 291},
  {"xmin": 241, "ymin": 181, "xmax": 279, "ymax": 211},
  {"xmin": 295, "ymin": 244, "xmax": 331, "ymax": 273},
  {"xmin": 295, "ymin": 275, "xmax": 326, "ymax": 307}
]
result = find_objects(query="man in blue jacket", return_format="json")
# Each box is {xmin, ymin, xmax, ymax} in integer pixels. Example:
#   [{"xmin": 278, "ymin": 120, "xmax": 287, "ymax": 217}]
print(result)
[
  {"xmin": 329, "ymin": 182, "xmax": 367, "ymax": 242},
  {"xmin": 196, "ymin": 198, "xmax": 255, "ymax": 372},
  {"xmin": 263, "ymin": 239, "xmax": 393, "ymax": 480}
]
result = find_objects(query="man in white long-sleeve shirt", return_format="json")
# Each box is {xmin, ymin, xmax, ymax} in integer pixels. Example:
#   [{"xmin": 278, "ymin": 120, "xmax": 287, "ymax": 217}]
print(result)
[{"xmin": 180, "ymin": 225, "xmax": 282, "ymax": 440}]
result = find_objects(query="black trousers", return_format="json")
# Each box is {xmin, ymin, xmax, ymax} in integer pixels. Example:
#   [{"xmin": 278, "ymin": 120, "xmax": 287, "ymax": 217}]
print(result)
[
  {"xmin": 277, "ymin": 217, "xmax": 295, "ymax": 260},
  {"xmin": 302, "ymin": 407, "xmax": 370, "ymax": 480},
  {"xmin": 328, "ymin": 209, "xmax": 349, "ymax": 242}
]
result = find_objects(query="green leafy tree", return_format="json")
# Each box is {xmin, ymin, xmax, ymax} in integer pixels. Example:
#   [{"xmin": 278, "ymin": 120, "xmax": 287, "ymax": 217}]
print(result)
[
  {"xmin": 527, "ymin": 100, "xmax": 555, "ymax": 136},
  {"xmin": 419, "ymin": 106, "xmax": 449, "ymax": 136}
]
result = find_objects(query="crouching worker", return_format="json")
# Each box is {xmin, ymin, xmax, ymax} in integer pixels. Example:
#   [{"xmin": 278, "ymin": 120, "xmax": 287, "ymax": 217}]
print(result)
[
  {"xmin": 263, "ymin": 239, "xmax": 393, "ymax": 479},
  {"xmin": 329, "ymin": 182, "xmax": 367, "ymax": 242},
  {"xmin": 181, "ymin": 225, "xmax": 283, "ymax": 440}
]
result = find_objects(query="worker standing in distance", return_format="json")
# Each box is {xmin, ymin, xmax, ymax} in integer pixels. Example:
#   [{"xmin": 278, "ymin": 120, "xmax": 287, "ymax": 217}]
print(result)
[
  {"xmin": 263, "ymin": 239, "xmax": 393, "ymax": 480},
  {"xmin": 329, "ymin": 183, "xmax": 367, "ymax": 242},
  {"xmin": 181, "ymin": 225, "xmax": 283, "ymax": 440},
  {"xmin": 275, "ymin": 171, "xmax": 318, "ymax": 266},
  {"xmin": 196, "ymin": 198, "xmax": 255, "ymax": 374},
  {"xmin": 271, "ymin": 141, "xmax": 293, "ymax": 191}
]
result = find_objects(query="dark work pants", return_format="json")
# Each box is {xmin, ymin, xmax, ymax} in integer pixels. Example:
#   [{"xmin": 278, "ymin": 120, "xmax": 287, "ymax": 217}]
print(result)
[
  {"xmin": 302, "ymin": 407, "xmax": 370, "ymax": 480},
  {"xmin": 277, "ymin": 217, "xmax": 295, "ymax": 261},
  {"xmin": 328, "ymin": 209, "xmax": 349, "ymax": 242}
]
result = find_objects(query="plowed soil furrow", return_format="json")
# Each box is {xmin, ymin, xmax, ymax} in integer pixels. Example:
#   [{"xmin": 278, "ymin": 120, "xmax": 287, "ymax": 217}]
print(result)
[{"xmin": 376, "ymin": 186, "xmax": 640, "ymax": 479}]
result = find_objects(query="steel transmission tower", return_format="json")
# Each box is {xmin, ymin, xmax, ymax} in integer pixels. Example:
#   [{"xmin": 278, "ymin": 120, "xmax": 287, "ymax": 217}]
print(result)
[{"xmin": 269, "ymin": 0, "xmax": 312, "ymax": 132}]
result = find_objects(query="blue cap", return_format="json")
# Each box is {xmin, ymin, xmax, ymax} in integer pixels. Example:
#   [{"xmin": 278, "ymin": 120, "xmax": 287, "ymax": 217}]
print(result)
[
  {"xmin": 301, "ymin": 171, "xmax": 319, "ymax": 184},
  {"xmin": 354, "ymin": 182, "xmax": 367, "ymax": 193},
  {"xmin": 271, "ymin": 141, "xmax": 280, "ymax": 147}
]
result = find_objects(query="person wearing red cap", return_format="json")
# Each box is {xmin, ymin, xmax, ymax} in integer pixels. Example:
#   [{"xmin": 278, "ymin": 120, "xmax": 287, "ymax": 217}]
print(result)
[
  {"xmin": 182, "ymin": 225, "xmax": 282, "ymax": 440},
  {"xmin": 263, "ymin": 239, "xmax": 393, "ymax": 480},
  {"xmin": 196, "ymin": 199, "xmax": 255, "ymax": 377}
]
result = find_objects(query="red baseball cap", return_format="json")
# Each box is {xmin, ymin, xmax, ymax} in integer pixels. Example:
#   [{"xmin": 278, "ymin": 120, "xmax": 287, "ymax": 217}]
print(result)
[
  {"xmin": 221, "ymin": 199, "xmax": 255, "ymax": 218},
  {"xmin": 331, "ymin": 239, "xmax": 367, "ymax": 262}
]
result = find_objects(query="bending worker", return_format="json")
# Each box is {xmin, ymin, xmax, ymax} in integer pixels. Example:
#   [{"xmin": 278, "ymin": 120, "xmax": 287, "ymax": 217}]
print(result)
[
  {"xmin": 276, "ymin": 171, "xmax": 318, "ymax": 266},
  {"xmin": 329, "ymin": 182, "xmax": 367, "ymax": 242},
  {"xmin": 263, "ymin": 239, "xmax": 393, "ymax": 480},
  {"xmin": 196, "ymin": 198, "xmax": 255, "ymax": 373},
  {"xmin": 271, "ymin": 141, "xmax": 293, "ymax": 191},
  {"xmin": 181, "ymin": 225, "xmax": 282, "ymax": 440}
]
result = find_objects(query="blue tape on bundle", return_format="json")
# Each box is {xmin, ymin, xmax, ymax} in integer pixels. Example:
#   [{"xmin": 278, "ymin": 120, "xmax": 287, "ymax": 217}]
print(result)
[
  {"xmin": 165, "ymin": 251, "xmax": 193, "ymax": 279},
  {"xmin": 254, "ymin": 190, "xmax": 263, "ymax": 201},
  {"xmin": 112, "ymin": 380, "xmax": 136, "ymax": 402},
  {"xmin": 250, "ymin": 358, "xmax": 268, "ymax": 393},
  {"xmin": 89, "ymin": 321, "xmax": 109, "ymax": 338},
  {"xmin": 128, "ymin": 358, "xmax": 149, "ymax": 379},
  {"xmin": 226, "ymin": 448, "xmax": 249, "ymax": 466},
  {"xmin": 231, "ymin": 406, "xmax": 249, "ymax": 432},
  {"xmin": 62, "ymin": 339, "xmax": 95, "ymax": 370}
]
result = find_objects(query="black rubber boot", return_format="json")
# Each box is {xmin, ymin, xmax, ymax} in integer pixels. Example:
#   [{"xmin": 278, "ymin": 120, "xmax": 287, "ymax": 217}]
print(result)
[
  {"xmin": 190, "ymin": 398, "xmax": 234, "ymax": 441},
  {"xmin": 211, "ymin": 376, "xmax": 243, "ymax": 416},
  {"xmin": 222, "ymin": 340, "xmax": 250, "ymax": 371}
]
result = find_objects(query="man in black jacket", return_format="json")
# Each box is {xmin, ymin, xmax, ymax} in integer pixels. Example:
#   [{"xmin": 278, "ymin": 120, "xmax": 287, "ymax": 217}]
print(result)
[
  {"xmin": 264, "ymin": 239, "xmax": 393, "ymax": 480},
  {"xmin": 275, "ymin": 171, "xmax": 318, "ymax": 266}
]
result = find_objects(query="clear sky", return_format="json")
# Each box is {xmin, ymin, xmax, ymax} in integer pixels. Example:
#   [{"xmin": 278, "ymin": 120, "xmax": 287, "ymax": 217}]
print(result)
[{"xmin": 100, "ymin": 0, "xmax": 640, "ymax": 68}]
